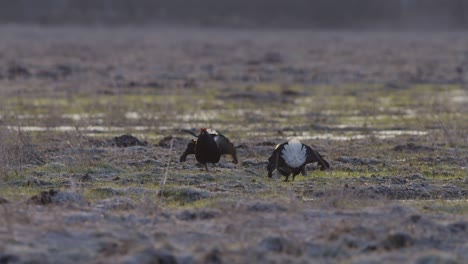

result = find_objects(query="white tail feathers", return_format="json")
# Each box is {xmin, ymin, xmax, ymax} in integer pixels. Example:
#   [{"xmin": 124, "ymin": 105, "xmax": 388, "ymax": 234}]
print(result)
[
  {"xmin": 281, "ymin": 138, "xmax": 306, "ymax": 168},
  {"xmin": 206, "ymin": 129, "xmax": 218, "ymax": 135}
]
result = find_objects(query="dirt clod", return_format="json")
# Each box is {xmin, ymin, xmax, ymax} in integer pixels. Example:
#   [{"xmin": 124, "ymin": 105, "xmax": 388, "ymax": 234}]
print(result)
[
  {"xmin": 383, "ymin": 232, "xmax": 413, "ymax": 250},
  {"xmin": 258, "ymin": 236, "xmax": 302, "ymax": 256},
  {"xmin": 410, "ymin": 214, "xmax": 422, "ymax": 223},
  {"xmin": 0, "ymin": 254, "xmax": 20, "ymax": 264},
  {"xmin": 0, "ymin": 197, "xmax": 9, "ymax": 204},
  {"xmin": 29, "ymin": 189, "xmax": 59, "ymax": 205},
  {"xmin": 7, "ymin": 64, "xmax": 31, "ymax": 79},
  {"xmin": 176, "ymin": 209, "xmax": 220, "ymax": 221},
  {"xmin": 120, "ymin": 247, "xmax": 177, "ymax": 264},
  {"xmin": 203, "ymin": 248, "xmax": 223, "ymax": 264},
  {"xmin": 262, "ymin": 52, "xmax": 283, "ymax": 64},
  {"xmin": 112, "ymin": 135, "xmax": 147, "ymax": 147},
  {"xmin": 29, "ymin": 189, "xmax": 86, "ymax": 206},
  {"xmin": 447, "ymin": 222, "xmax": 468, "ymax": 233},
  {"xmin": 247, "ymin": 202, "xmax": 287, "ymax": 212}
]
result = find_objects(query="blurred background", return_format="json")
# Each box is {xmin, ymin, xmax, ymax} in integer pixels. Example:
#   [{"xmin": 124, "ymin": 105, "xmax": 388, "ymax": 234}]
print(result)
[{"xmin": 1, "ymin": 0, "xmax": 468, "ymax": 30}]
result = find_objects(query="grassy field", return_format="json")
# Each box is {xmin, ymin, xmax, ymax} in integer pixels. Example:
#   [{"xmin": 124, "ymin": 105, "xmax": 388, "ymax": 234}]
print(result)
[{"xmin": 0, "ymin": 26, "xmax": 468, "ymax": 263}]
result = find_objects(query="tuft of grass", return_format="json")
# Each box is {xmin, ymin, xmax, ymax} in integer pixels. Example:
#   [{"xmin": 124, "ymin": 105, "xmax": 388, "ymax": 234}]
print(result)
[{"xmin": 0, "ymin": 127, "xmax": 44, "ymax": 179}]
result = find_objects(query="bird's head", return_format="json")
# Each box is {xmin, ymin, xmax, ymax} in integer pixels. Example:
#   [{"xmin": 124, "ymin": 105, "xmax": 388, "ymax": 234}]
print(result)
[{"xmin": 199, "ymin": 127, "xmax": 209, "ymax": 136}]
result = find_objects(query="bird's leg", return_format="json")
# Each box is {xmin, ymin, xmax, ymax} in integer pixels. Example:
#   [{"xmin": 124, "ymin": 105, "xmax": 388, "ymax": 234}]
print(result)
[
  {"xmin": 283, "ymin": 175, "xmax": 289, "ymax": 182},
  {"xmin": 204, "ymin": 163, "xmax": 209, "ymax": 172}
]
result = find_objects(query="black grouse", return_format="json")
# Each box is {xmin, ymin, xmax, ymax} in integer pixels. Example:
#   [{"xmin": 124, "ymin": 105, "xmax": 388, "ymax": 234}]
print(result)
[
  {"xmin": 267, "ymin": 138, "xmax": 330, "ymax": 181},
  {"xmin": 180, "ymin": 128, "xmax": 238, "ymax": 171}
]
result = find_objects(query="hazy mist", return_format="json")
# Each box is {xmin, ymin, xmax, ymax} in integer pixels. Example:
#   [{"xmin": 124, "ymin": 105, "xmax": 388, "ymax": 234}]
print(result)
[{"xmin": 0, "ymin": 0, "xmax": 467, "ymax": 30}]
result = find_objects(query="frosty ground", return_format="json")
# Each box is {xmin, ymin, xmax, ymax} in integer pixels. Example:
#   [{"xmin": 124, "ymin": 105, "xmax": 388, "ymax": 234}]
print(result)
[{"xmin": 0, "ymin": 26, "xmax": 467, "ymax": 263}]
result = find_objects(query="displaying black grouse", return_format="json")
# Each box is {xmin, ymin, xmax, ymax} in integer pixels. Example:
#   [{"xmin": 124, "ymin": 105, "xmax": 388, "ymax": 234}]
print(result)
[
  {"xmin": 267, "ymin": 138, "xmax": 330, "ymax": 181},
  {"xmin": 180, "ymin": 128, "xmax": 238, "ymax": 171}
]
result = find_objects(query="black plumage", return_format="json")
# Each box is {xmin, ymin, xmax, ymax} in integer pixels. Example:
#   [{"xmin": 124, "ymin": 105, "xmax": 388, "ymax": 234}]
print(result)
[
  {"xmin": 267, "ymin": 138, "xmax": 330, "ymax": 182},
  {"xmin": 180, "ymin": 128, "xmax": 238, "ymax": 171}
]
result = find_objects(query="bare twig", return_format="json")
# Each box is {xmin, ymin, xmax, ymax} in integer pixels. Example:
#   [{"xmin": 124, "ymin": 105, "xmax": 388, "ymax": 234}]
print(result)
[
  {"xmin": 438, "ymin": 120, "xmax": 455, "ymax": 148},
  {"xmin": 158, "ymin": 136, "xmax": 174, "ymax": 203}
]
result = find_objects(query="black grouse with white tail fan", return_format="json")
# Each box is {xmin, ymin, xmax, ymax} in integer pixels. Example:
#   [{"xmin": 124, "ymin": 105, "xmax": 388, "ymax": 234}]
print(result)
[
  {"xmin": 180, "ymin": 128, "xmax": 238, "ymax": 171},
  {"xmin": 267, "ymin": 138, "xmax": 330, "ymax": 181}
]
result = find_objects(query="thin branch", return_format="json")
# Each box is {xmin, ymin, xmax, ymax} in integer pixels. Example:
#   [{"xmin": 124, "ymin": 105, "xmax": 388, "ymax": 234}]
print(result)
[{"xmin": 158, "ymin": 136, "xmax": 174, "ymax": 203}]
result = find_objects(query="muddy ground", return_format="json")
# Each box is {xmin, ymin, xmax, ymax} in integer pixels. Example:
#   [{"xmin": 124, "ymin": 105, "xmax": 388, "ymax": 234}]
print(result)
[{"xmin": 0, "ymin": 26, "xmax": 468, "ymax": 263}]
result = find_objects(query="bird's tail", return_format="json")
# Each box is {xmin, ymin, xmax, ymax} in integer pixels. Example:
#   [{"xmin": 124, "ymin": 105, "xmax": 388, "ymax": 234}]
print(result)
[
  {"xmin": 180, "ymin": 129, "xmax": 198, "ymax": 137},
  {"xmin": 315, "ymin": 151, "xmax": 330, "ymax": 170}
]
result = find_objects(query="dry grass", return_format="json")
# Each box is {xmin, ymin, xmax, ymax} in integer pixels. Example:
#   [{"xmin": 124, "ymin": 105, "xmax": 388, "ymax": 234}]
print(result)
[
  {"xmin": 157, "ymin": 135, "xmax": 174, "ymax": 205},
  {"xmin": 0, "ymin": 126, "xmax": 43, "ymax": 179},
  {"xmin": 0, "ymin": 26, "xmax": 467, "ymax": 263}
]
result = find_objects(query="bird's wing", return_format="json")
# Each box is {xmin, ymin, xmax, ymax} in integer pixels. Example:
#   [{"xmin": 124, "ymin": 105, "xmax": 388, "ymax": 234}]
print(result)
[
  {"xmin": 213, "ymin": 133, "xmax": 238, "ymax": 164},
  {"xmin": 180, "ymin": 140, "xmax": 196, "ymax": 162},
  {"xmin": 266, "ymin": 143, "xmax": 287, "ymax": 177},
  {"xmin": 304, "ymin": 145, "xmax": 330, "ymax": 170}
]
